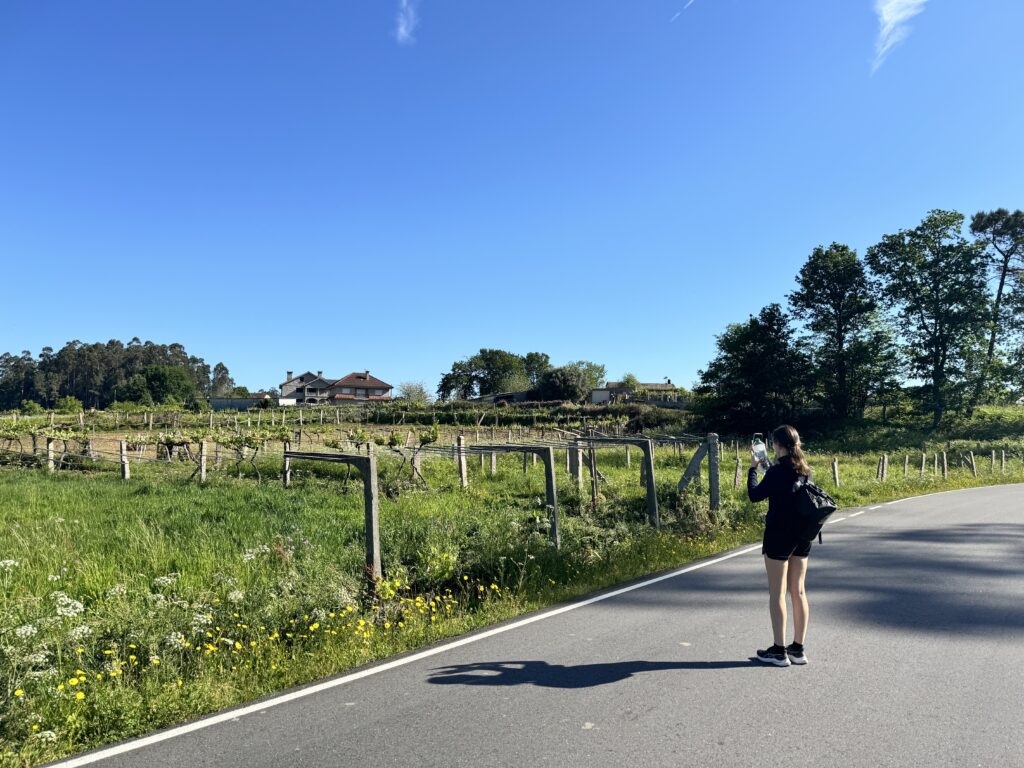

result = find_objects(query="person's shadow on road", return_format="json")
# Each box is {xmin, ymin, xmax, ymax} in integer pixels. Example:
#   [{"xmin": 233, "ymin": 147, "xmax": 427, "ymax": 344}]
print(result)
[{"xmin": 426, "ymin": 659, "xmax": 757, "ymax": 689}]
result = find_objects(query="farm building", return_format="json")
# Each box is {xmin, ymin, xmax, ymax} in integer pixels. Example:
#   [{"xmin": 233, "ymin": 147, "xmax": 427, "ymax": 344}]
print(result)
[
  {"xmin": 209, "ymin": 392, "xmax": 275, "ymax": 411},
  {"xmin": 590, "ymin": 380, "xmax": 683, "ymax": 405},
  {"xmin": 279, "ymin": 370, "xmax": 393, "ymax": 406}
]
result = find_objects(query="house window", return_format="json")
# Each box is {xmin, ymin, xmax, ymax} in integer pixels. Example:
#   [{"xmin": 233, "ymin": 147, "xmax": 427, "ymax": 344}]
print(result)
[
  {"xmin": 357, "ymin": 389, "xmax": 367, "ymax": 397},
  {"xmin": 342, "ymin": 388, "xmax": 352, "ymax": 394}
]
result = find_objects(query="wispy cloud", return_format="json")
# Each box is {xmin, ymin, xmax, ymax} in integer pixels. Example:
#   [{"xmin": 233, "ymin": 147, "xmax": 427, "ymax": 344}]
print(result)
[
  {"xmin": 395, "ymin": 0, "xmax": 420, "ymax": 46},
  {"xmin": 670, "ymin": 11, "xmax": 681, "ymax": 23},
  {"xmin": 872, "ymin": 0, "xmax": 928, "ymax": 72}
]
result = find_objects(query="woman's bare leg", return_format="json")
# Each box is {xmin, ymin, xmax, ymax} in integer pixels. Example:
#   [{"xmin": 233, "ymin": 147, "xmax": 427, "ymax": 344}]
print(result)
[
  {"xmin": 764, "ymin": 556, "xmax": 788, "ymax": 646},
  {"xmin": 787, "ymin": 555, "xmax": 809, "ymax": 645}
]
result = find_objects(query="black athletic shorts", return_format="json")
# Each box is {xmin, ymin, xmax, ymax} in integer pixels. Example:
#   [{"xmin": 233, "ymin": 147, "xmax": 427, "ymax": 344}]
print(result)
[{"xmin": 762, "ymin": 525, "xmax": 811, "ymax": 561}]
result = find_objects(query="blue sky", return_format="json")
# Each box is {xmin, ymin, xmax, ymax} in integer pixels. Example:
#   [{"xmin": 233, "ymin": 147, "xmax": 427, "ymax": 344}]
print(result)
[{"xmin": 1, "ymin": 1, "xmax": 1022, "ymax": 393}]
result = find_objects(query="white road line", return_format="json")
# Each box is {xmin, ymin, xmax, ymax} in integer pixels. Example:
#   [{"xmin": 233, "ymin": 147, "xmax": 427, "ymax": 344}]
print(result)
[
  {"xmin": 848, "ymin": 510, "xmax": 866, "ymax": 518},
  {"xmin": 49, "ymin": 544, "xmax": 763, "ymax": 767},
  {"xmin": 868, "ymin": 505, "xmax": 882, "ymax": 510},
  {"xmin": 826, "ymin": 516, "xmax": 846, "ymax": 524}
]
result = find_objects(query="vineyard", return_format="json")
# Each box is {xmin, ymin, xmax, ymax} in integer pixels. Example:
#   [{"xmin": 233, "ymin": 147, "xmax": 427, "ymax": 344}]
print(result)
[{"xmin": 2, "ymin": 407, "xmax": 1024, "ymax": 766}]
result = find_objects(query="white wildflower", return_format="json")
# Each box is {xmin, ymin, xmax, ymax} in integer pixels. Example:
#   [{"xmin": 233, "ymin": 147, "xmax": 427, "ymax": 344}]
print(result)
[
  {"xmin": 148, "ymin": 592, "xmax": 167, "ymax": 604},
  {"xmin": 152, "ymin": 574, "xmax": 178, "ymax": 589},
  {"xmin": 189, "ymin": 612, "xmax": 212, "ymax": 631},
  {"xmin": 242, "ymin": 544, "xmax": 270, "ymax": 562},
  {"xmin": 50, "ymin": 591, "xmax": 85, "ymax": 618},
  {"xmin": 227, "ymin": 589, "xmax": 245, "ymax": 604},
  {"xmin": 105, "ymin": 584, "xmax": 126, "ymax": 598},
  {"xmin": 0, "ymin": 559, "xmax": 18, "ymax": 571},
  {"xmin": 25, "ymin": 651, "xmax": 50, "ymax": 665},
  {"xmin": 164, "ymin": 631, "xmax": 186, "ymax": 647},
  {"xmin": 47, "ymin": 574, "xmax": 61, "ymax": 582},
  {"xmin": 35, "ymin": 730, "xmax": 58, "ymax": 743},
  {"xmin": 14, "ymin": 624, "xmax": 38, "ymax": 639},
  {"xmin": 68, "ymin": 625, "xmax": 92, "ymax": 642}
]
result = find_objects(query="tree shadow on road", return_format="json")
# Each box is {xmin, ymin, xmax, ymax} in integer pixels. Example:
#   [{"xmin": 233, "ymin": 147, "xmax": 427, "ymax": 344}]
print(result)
[{"xmin": 426, "ymin": 659, "xmax": 757, "ymax": 689}]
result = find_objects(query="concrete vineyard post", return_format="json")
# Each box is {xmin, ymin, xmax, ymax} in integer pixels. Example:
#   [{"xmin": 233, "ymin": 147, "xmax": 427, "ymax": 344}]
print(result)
[
  {"xmin": 733, "ymin": 457, "xmax": 742, "ymax": 489},
  {"xmin": 832, "ymin": 457, "xmax": 840, "ymax": 487},
  {"xmin": 457, "ymin": 436, "xmax": 468, "ymax": 489},
  {"xmin": 283, "ymin": 441, "xmax": 291, "ymax": 487},
  {"xmin": 903, "ymin": 455, "xmax": 909, "ymax": 478},
  {"xmin": 625, "ymin": 444, "xmax": 631, "ymax": 468},
  {"xmin": 362, "ymin": 450, "xmax": 382, "ymax": 584},
  {"xmin": 490, "ymin": 451, "xmax": 497, "ymax": 476},
  {"xmin": 46, "ymin": 438, "xmax": 54, "ymax": 472},
  {"xmin": 641, "ymin": 440, "xmax": 659, "ymax": 528},
  {"xmin": 541, "ymin": 447, "xmax": 560, "ymax": 550},
  {"xmin": 941, "ymin": 452, "xmax": 948, "ymax": 479},
  {"xmin": 199, "ymin": 441, "xmax": 208, "ymax": 483},
  {"xmin": 708, "ymin": 433, "xmax": 720, "ymax": 511},
  {"xmin": 120, "ymin": 440, "xmax": 130, "ymax": 481}
]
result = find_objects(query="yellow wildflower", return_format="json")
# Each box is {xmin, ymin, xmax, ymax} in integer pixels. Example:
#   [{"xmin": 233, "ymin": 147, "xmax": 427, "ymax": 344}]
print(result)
[
  {"xmin": 14, "ymin": 690, "xmax": 24, "ymax": 697},
  {"xmin": 75, "ymin": 692, "xmax": 85, "ymax": 701}
]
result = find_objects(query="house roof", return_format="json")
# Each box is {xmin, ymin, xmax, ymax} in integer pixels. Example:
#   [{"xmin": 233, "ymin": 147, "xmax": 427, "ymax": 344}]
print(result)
[{"xmin": 333, "ymin": 371, "xmax": 393, "ymax": 389}]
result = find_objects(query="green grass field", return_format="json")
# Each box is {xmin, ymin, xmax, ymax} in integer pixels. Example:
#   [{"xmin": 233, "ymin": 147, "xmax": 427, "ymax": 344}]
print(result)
[{"xmin": 2, "ymin": 439, "xmax": 1022, "ymax": 766}]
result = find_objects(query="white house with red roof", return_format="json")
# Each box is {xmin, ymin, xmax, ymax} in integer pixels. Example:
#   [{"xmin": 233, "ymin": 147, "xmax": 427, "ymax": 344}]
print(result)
[{"xmin": 278, "ymin": 370, "xmax": 393, "ymax": 406}]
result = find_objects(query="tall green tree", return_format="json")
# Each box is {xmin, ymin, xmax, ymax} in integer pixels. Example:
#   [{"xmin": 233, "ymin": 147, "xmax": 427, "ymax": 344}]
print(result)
[
  {"xmin": 693, "ymin": 304, "xmax": 810, "ymax": 432},
  {"xmin": 211, "ymin": 362, "xmax": 235, "ymax": 397},
  {"xmin": 523, "ymin": 352, "xmax": 552, "ymax": 386},
  {"xmin": 865, "ymin": 210, "xmax": 989, "ymax": 427},
  {"xmin": 966, "ymin": 209, "xmax": 1024, "ymax": 413},
  {"xmin": 563, "ymin": 360, "xmax": 606, "ymax": 393},
  {"xmin": 789, "ymin": 243, "xmax": 879, "ymax": 420},
  {"xmin": 532, "ymin": 366, "xmax": 588, "ymax": 402}
]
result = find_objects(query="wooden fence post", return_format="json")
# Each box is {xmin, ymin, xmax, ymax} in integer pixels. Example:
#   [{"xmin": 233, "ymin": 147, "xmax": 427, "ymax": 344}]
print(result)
[
  {"xmin": 588, "ymin": 443, "xmax": 599, "ymax": 511},
  {"xmin": 968, "ymin": 451, "xmax": 977, "ymax": 478},
  {"xmin": 733, "ymin": 457, "xmax": 742, "ymax": 489},
  {"xmin": 882, "ymin": 454, "xmax": 888, "ymax": 482},
  {"xmin": 215, "ymin": 442, "xmax": 222, "ymax": 469},
  {"xmin": 920, "ymin": 452, "xmax": 926, "ymax": 478},
  {"xmin": 903, "ymin": 455, "xmax": 909, "ymax": 478},
  {"xmin": 457, "ymin": 436, "xmax": 468, "ymax": 488},
  {"xmin": 1001, "ymin": 449, "xmax": 1006, "ymax": 473},
  {"xmin": 120, "ymin": 440, "xmax": 130, "ymax": 481},
  {"xmin": 990, "ymin": 449, "xmax": 996, "ymax": 473},
  {"xmin": 941, "ymin": 451, "xmax": 948, "ymax": 479},
  {"xmin": 832, "ymin": 457, "xmax": 840, "ymax": 487},
  {"xmin": 708, "ymin": 433, "xmax": 720, "ymax": 512},
  {"xmin": 625, "ymin": 444, "xmax": 631, "ymax": 468}
]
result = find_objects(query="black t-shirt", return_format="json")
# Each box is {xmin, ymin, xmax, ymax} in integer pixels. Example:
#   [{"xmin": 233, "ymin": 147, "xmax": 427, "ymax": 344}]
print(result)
[{"xmin": 747, "ymin": 455, "xmax": 804, "ymax": 530}]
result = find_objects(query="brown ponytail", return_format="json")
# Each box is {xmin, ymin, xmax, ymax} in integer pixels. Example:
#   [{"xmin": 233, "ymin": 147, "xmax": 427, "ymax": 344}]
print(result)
[{"xmin": 772, "ymin": 424, "xmax": 810, "ymax": 477}]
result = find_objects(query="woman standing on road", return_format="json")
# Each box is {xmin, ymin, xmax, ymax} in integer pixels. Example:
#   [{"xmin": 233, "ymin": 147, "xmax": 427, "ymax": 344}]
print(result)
[{"xmin": 747, "ymin": 424, "xmax": 811, "ymax": 667}]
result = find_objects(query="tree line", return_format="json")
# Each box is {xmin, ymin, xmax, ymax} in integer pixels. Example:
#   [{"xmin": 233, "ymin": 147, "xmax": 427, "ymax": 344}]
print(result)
[
  {"xmin": 436, "ymin": 350, "xmax": 607, "ymax": 403},
  {"xmin": 0, "ymin": 338, "xmax": 240, "ymax": 410},
  {"xmin": 692, "ymin": 208, "xmax": 1024, "ymax": 432}
]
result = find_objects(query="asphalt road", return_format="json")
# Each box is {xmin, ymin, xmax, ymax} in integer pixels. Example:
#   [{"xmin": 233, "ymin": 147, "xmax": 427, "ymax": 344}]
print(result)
[{"xmin": 51, "ymin": 484, "xmax": 1024, "ymax": 768}]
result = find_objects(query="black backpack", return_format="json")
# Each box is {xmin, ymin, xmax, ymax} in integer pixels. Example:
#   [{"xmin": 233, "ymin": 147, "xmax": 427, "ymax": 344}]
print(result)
[{"xmin": 793, "ymin": 475, "xmax": 838, "ymax": 544}]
